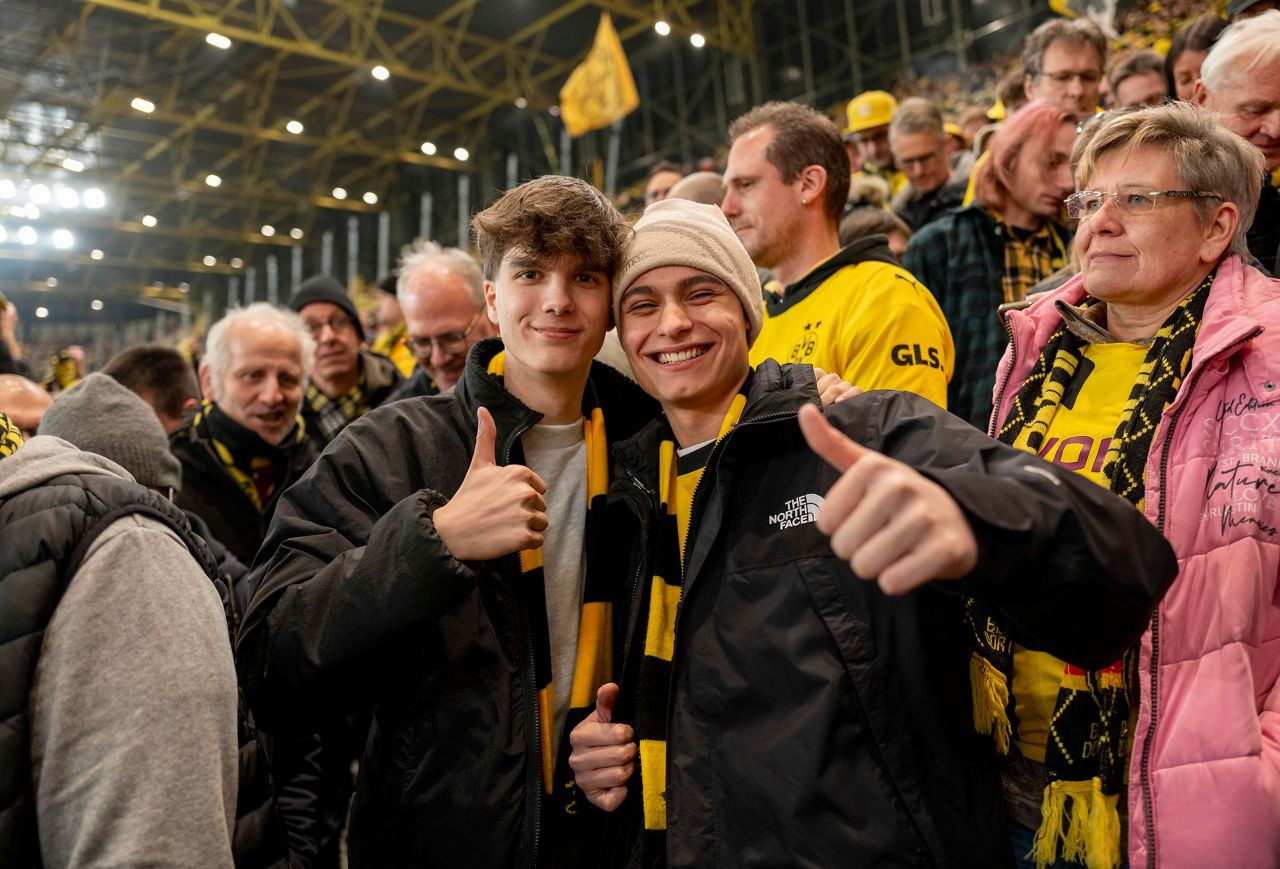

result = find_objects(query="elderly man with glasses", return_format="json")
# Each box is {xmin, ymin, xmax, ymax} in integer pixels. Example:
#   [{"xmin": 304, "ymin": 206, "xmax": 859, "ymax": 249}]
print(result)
[
  {"xmin": 288, "ymin": 275, "xmax": 404, "ymax": 450},
  {"xmin": 386, "ymin": 239, "xmax": 498, "ymax": 401},
  {"xmin": 986, "ymin": 102, "xmax": 1280, "ymax": 869}
]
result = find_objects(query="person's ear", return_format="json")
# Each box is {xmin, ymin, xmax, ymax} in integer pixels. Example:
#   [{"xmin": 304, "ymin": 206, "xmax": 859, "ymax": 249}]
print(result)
[
  {"xmin": 797, "ymin": 164, "xmax": 828, "ymax": 207},
  {"xmin": 198, "ymin": 365, "xmax": 214, "ymax": 401},
  {"xmin": 1199, "ymin": 200, "xmax": 1239, "ymax": 264},
  {"xmin": 484, "ymin": 280, "xmax": 499, "ymax": 327}
]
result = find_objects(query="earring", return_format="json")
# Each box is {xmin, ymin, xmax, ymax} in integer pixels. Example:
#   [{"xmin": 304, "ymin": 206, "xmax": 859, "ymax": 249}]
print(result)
[{"xmin": 801, "ymin": 197, "xmax": 808, "ymax": 205}]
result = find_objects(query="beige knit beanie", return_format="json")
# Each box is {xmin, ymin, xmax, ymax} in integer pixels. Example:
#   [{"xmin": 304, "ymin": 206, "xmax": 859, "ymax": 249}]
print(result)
[{"xmin": 613, "ymin": 199, "xmax": 764, "ymax": 348}]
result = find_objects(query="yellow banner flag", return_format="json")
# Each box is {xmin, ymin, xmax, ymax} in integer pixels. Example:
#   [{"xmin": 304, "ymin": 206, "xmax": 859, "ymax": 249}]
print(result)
[{"xmin": 559, "ymin": 13, "xmax": 640, "ymax": 138}]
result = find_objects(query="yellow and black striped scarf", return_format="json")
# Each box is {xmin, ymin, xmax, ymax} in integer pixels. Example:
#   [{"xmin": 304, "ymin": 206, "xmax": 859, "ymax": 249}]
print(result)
[
  {"xmin": 634, "ymin": 394, "xmax": 746, "ymax": 859},
  {"xmin": 969, "ymin": 273, "xmax": 1211, "ymax": 869},
  {"xmin": 0, "ymin": 409, "xmax": 22, "ymax": 457},
  {"xmin": 304, "ymin": 380, "xmax": 368, "ymax": 443},
  {"xmin": 192, "ymin": 399, "xmax": 306, "ymax": 511},
  {"xmin": 484, "ymin": 351, "xmax": 613, "ymax": 816}
]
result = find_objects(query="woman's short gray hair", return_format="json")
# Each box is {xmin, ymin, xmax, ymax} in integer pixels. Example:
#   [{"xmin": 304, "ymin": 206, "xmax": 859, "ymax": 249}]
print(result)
[
  {"xmin": 202, "ymin": 302, "xmax": 315, "ymax": 402},
  {"xmin": 1075, "ymin": 102, "xmax": 1263, "ymax": 260}
]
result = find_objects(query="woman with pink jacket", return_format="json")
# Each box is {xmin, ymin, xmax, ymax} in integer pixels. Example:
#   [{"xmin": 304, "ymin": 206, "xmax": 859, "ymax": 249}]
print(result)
[{"xmin": 979, "ymin": 102, "xmax": 1280, "ymax": 868}]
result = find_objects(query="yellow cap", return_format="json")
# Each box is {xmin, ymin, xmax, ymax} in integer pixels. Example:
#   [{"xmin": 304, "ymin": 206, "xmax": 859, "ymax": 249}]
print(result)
[
  {"xmin": 944, "ymin": 122, "xmax": 964, "ymax": 142},
  {"xmin": 844, "ymin": 90, "xmax": 897, "ymax": 135},
  {"xmin": 988, "ymin": 99, "xmax": 1006, "ymax": 121}
]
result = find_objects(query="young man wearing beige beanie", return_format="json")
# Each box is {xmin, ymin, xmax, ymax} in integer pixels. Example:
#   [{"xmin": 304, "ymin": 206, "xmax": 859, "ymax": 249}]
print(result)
[{"xmin": 567, "ymin": 198, "xmax": 1178, "ymax": 868}]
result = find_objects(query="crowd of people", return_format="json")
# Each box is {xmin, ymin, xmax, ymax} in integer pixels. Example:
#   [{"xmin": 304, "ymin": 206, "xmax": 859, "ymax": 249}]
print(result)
[{"xmin": 1, "ymin": 5, "xmax": 1278, "ymax": 868}]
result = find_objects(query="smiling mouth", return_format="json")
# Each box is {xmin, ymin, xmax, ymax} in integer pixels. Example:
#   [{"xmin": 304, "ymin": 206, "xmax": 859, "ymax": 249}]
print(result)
[{"xmin": 655, "ymin": 346, "xmax": 709, "ymax": 364}]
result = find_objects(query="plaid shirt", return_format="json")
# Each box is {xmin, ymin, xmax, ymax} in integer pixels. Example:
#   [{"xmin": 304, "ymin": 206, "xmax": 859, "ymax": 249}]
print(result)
[
  {"xmin": 902, "ymin": 203, "xmax": 1071, "ymax": 428},
  {"xmin": 304, "ymin": 382, "xmax": 367, "ymax": 443}
]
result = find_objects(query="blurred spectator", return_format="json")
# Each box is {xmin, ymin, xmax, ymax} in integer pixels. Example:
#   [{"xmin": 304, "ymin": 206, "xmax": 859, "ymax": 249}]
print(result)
[
  {"xmin": 0, "ymin": 293, "xmax": 31, "ymax": 378},
  {"xmin": 996, "ymin": 66, "xmax": 1031, "ymax": 119},
  {"xmin": 1196, "ymin": 9, "xmax": 1280, "ymax": 275},
  {"xmin": 1165, "ymin": 14, "xmax": 1228, "ymax": 101},
  {"xmin": 170, "ymin": 303, "xmax": 320, "ymax": 565},
  {"xmin": 959, "ymin": 106, "xmax": 992, "ymax": 145},
  {"xmin": 0, "ymin": 412, "xmax": 237, "ymax": 867},
  {"xmin": 844, "ymin": 90, "xmax": 907, "ymax": 196},
  {"xmin": 904, "ymin": 100, "xmax": 1077, "ymax": 427},
  {"xmin": 643, "ymin": 160, "xmax": 684, "ymax": 204},
  {"xmin": 101, "ymin": 344, "xmax": 200, "ymax": 434},
  {"xmin": 0, "ymin": 374, "xmax": 51, "ymax": 439},
  {"xmin": 1022, "ymin": 18, "xmax": 1107, "ymax": 114},
  {"xmin": 889, "ymin": 97, "xmax": 969, "ymax": 231},
  {"xmin": 288, "ymin": 275, "xmax": 403, "ymax": 449},
  {"xmin": 838, "ymin": 206, "xmax": 913, "ymax": 260},
  {"xmin": 725, "ymin": 101, "xmax": 952, "ymax": 405},
  {"xmin": 668, "ymin": 170, "xmax": 726, "ymax": 206},
  {"xmin": 387, "ymin": 239, "xmax": 496, "ymax": 401},
  {"xmin": 369, "ymin": 273, "xmax": 415, "ymax": 377},
  {"xmin": 35, "ymin": 371, "xmax": 288, "ymax": 866},
  {"xmin": 1109, "ymin": 48, "xmax": 1169, "ymax": 107}
]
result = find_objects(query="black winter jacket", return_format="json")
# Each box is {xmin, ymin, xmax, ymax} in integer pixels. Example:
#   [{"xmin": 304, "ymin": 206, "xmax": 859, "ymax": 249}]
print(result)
[
  {"xmin": 237, "ymin": 338, "xmax": 658, "ymax": 868},
  {"xmin": 604, "ymin": 361, "xmax": 1178, "ymax": 868}
]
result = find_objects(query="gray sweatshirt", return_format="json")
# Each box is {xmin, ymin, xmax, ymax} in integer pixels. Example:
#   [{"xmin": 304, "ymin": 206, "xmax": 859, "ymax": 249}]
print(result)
[{"xmin": 2, "ymin": 437, "xmax": 238, "ymax": 867}]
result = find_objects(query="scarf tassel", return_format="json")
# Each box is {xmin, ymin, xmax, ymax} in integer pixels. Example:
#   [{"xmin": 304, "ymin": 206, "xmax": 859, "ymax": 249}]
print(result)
[
  {"xmin": 969, "ymin": 652, "xmax": 1011, "ymax": 755},
  {"xmin": 1031, "ymin": 779, "xmax": 1121, "ymax": 869}
]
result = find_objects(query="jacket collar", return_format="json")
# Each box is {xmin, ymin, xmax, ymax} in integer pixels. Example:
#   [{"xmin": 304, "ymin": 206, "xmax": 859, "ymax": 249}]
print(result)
[{"xmin": 767, "ymin": 235, "xmax": 901, "ymax": 316}]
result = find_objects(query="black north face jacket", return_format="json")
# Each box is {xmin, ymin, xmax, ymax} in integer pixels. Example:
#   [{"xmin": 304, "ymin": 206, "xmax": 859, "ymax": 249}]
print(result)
[{"xmin": 603, "ymin": 361, "xmax": 1177, "ymax": 868}]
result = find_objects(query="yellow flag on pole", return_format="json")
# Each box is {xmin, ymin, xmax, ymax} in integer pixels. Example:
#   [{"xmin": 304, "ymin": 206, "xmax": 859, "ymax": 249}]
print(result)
[{"xmin": 559, "ymin": 13, "xmax": 640, "ymax": 138}]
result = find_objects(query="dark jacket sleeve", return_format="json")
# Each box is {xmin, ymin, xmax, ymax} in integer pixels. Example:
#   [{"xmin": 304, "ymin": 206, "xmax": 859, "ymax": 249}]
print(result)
[
  {"xmin": 833, "ymin": 389, "xmax": 1178, "ymax": 670},
  {"xmin": 235, "ymin": 415, "xmax": 479, "ymax": 732}
]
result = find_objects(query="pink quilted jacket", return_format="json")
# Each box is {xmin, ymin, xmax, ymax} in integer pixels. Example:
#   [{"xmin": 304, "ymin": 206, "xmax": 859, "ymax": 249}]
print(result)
[{"xmin": 993, "ymin": 255, "xmax": 1280, "ymax": 869}]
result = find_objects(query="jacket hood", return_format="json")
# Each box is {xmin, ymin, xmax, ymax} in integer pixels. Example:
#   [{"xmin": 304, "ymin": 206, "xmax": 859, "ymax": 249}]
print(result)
[{"xmin": 0, "ymin": 435, "xmax": 135, "ymax": 500}]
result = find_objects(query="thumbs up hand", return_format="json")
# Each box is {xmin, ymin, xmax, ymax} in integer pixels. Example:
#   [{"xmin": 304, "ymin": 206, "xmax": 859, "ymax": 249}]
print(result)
[
  {"xmin": 797, "ymin": 404, "xmax": 977, "ymax": 596},
  {"xmin": 568, "ymin": 683, "xmax": 636, "ymax": 812},
  {"xmin": 433, "ymin": 407, "xmax": 550, "ymax": 562}
]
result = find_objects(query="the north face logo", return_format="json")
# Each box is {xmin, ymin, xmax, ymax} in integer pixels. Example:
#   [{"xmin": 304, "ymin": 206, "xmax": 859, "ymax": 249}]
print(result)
[{"xmin": 768, "ymin": 493, "xmax": 824, "ymax": 529}]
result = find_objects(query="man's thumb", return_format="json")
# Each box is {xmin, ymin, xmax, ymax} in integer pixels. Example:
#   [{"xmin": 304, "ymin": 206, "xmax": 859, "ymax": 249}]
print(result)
[
  {"xmin": 798, "ymin": 404, "xmax": 869, "ymax": 472},
  {"xmin": 471, "ymin": 406, "xmax": 498, "ymax": 468},
  {"xmin": 593, "ymin": 682, "xmax": 620, "ymax": 723}
]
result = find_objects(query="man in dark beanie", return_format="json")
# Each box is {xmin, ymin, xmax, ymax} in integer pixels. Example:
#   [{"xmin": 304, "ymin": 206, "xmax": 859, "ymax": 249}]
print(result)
[{"xmin": 288, "ymin": 275, "xmax": 403, "ymax": 450}]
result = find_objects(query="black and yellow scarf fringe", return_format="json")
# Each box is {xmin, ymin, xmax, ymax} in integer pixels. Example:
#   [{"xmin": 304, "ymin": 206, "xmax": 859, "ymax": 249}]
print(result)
[
  {"xmin": 968, "ymin": 273, "xmax": 1212, "ymax": 869},
  {"xmin": 485, "ymin": 351, "xmax": 612, "ymax": 816},
  {"xmin": 192, "ymin": 399, "xmax": 306, "ymax": 511},
  {"xmin": 634, "ymin": 394, "xmax": 746, "ymax": 860}
]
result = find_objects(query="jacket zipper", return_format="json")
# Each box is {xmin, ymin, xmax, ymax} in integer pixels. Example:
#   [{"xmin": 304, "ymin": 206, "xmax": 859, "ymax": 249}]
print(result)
[
  {"xmin": 660, "ymin": 408, "xmax": 796, "ymax": 866},
  {"xmin": 1138, "ymin": 327, "xmax": 1259, "ymax": 869},
  {"xmin": 988, "ymin": 337, "xmax": 1017, "ymax": 438}
]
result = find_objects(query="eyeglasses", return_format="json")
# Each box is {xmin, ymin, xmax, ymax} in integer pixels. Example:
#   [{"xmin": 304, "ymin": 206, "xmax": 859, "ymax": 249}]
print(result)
[
  {"xmin": 896, "ymin": 145, "xmax": 944, "ymax": 168},
  {"xmin": 1039, "ymin": 69, "xmax": 1102, "ymax": 87},
  {"xmin": 1065, "ymin": 189, "xmax": 1221, "ymax": 219},
  {"xmin": 304, "ymin": 316, "xmax": 357, "ymax": 338},
  {"xmin": 852, "ymin": 129, "xmax": 889, "ymax": 146},
  {"xmin": 407, "ymin": 311, "xmax": 482, "ymax": 358}
]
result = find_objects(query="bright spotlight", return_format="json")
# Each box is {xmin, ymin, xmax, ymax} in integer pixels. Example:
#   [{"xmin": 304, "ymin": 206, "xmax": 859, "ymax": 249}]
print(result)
[
  {"xmin": 90, "ymin": 248, "xmax": 104, "ymax": 260},
  {"xmin": 230, "ymin": 257, "xmax": 244, "ymax": 268},
  {"xmin": 35, "ymin": 306, "xmax": 48, "ymax": 319},
  {"xmin": 206, "ymin": 32, "xmax": 231, "ymax": 49},
  {"xmin": 655, "ymin": 20, "xmax": 671, "ymax": 35},
  {"xmin": 454, "ymin": 147, "xmax": 469, "ymax": 161},
  {"xmin": 286, "ymin": 120, "xmax": 304, "ymax": 135},
  {"xmin": 289, "ymin": 227, "xmax": 303, "ymax": 239},
  {"xmin": 371, "ymin": 65, "xmax": 390, "ymax": 81},
  {"xmin": 141, "ymin": 214, "xmax": 157, "ymax": 227},
  {"xmin": 260, "ymin": 224, "xmax": 275, "ymax": 236},
  {"xmin": 205, "ymin": 174, "xmax": 222, "ymax": 187},
  {"xmin": 83, "ymin": 188, "xmax": 106, "ymax": 209},
  {"xmin": 29, "ymin": 184, "xmax": 50, "ymax": 205},
  {"xmin": 18, "ymin": 226, "xmax": 36, "ymax": 245},
  {"xmin": 203, "ymin": 255, "xmax": 217, "ymax": 266},
  {"xmin": 131, "ymin": 97, "xmax": 156, "ymax": 113},
  {"xmin": 420, "ymin": 141, "xmax": 436, "ymax": 156},
  {"xmin": 332, "ymin": 187, "xmax": 347, "ymax": 200},
  {"xmin": 61, "ymin": 158, "xmax": 85, "ymax": 172},
  {"xmin": 690, "ymin": 33, "xmax": 706, "ymax": 47},
  {"xmin": 0, "ymin": 179, "xmax": 15, "ymax": 199},
  {"xmin": 362, "ymin": 192, "xmax": 378, "ymax": 205},
  {"xmin": 91, "ymin": 299, "xmax": 104, "ymax": 311},
  {"xmin": 54, "ymin": 187, "xmax": 78, "ymax": 209},
  {"xmin": 52, "ymin": 228, "xmax": 74, "ymax": 249}
]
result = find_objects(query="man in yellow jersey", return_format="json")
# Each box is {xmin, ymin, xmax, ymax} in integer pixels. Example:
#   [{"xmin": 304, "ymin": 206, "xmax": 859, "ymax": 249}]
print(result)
[
  {"xmin": 722, "ymin": 100, "xmax": 954, "ymax": 407},
  {"xmin": 568, "ymin": 197, "xmax": 1177, "ymax": 868}
]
